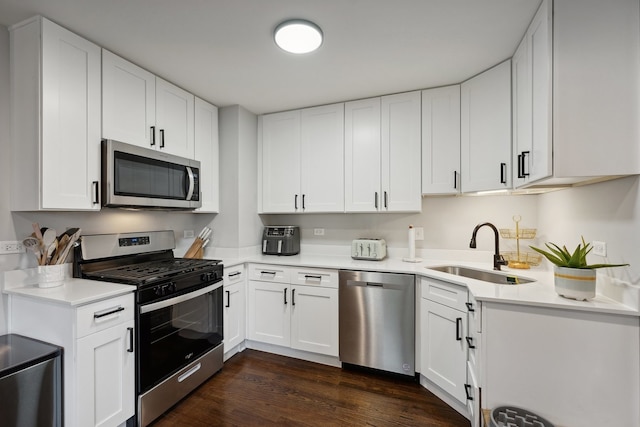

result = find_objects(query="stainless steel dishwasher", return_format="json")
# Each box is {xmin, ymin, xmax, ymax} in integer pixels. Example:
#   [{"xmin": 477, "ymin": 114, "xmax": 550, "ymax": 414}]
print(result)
[{"xmin": 339, "ymin": 270, "xmax": 415, "ymax": 376}]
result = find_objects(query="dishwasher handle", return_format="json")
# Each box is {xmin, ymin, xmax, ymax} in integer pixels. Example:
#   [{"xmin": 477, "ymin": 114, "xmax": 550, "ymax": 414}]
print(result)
[{"xmin": 346, "ymin": 279, "xmax": 411, "ymax": 290}]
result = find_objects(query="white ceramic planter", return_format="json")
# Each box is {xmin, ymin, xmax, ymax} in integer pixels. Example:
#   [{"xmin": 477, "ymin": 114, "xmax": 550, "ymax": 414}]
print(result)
[{"xmin": 553, "ymin": 266, "xmax": 596, "ymax": 300}]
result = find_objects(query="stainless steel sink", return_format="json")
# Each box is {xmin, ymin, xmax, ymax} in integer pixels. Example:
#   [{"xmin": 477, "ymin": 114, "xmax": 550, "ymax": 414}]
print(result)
[{"xmin": 427, "ymin": 265, "xmax": 534, "ymax": 285}]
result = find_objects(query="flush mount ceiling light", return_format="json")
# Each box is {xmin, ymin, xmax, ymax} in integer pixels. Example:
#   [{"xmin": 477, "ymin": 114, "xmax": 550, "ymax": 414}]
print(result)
[{"xmin": 274, "ymin": 19, "xmax": 323, "ymax": 54}]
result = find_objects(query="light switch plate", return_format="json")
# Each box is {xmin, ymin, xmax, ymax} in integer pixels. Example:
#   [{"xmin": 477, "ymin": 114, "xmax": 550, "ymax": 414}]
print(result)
[{"xmin": 592, "ymin": 241, "xmax": 606, "ymax": 256}]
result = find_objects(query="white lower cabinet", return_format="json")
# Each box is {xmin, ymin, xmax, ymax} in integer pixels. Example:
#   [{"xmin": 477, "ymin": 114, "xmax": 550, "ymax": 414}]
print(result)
[
  {"xmin": 223, "ymin": 265, "xmax": 246, "ymax": 358},
  {"xmin": 248, "ymin": 280, "xmax": 290, "ymax": 347},
  {"xmin": 465, "ymin": 294, "xmax": 483, "ymax": 427},
  {"xmin": 421, "ymin": 298, "xmax": 467, "ymax": 403},
  {"xmin": 247, "ymin": 264, "xmax": 338, "ymax": 357},
  {"xmin": 290, "ymin": 284, "xmax": 338, "ymax": 355},
  {"xmin": 77, "ymin": 321, "xmax": 135, "ymax": 427},
  {"xmin": 9, "ymin": 292, "xmax": 135, "ymax": 427}
]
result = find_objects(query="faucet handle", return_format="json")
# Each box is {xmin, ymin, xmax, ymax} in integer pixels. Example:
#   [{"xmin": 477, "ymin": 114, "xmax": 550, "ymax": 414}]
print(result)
[{"xmin": 493, "ymin": 253, "xmax": 508, "ymax": 270}]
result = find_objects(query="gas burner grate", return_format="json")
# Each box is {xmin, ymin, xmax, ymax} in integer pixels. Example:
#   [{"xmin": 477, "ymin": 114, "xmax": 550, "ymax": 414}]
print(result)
[{"xmin": 86, "ymin": 258, "xmax": 221, "ymax": 285}]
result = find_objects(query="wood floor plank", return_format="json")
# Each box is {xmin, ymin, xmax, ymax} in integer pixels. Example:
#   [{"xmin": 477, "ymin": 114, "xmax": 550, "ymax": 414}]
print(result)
[{"xmin": 151, "ymin": 349, "xmax": 470, "ymax": 427}]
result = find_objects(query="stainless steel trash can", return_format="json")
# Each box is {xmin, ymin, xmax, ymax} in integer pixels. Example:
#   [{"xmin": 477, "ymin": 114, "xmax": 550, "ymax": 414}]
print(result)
[{"xmin": 0, "ymin": 334, "xmax": 63, "ymax": 427}]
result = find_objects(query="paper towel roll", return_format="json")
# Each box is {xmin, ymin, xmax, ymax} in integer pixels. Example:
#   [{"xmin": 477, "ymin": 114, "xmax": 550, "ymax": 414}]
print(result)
[{"xmin": 408, "ymin": 225, "xmax": 415, "ymax": 260}]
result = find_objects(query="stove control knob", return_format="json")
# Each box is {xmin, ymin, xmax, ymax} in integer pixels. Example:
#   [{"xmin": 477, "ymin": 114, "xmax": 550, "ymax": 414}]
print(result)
[
  {"xmin": 201, "ymin": 272, "xmax": 213, "ymax": 282},
  {"xmin": 154, "ymin": 286, "xmax": 163, "ymax": 296},
  {"xmin": 169, "ymin": 282, "xmax": 177, "ymax": 293}
]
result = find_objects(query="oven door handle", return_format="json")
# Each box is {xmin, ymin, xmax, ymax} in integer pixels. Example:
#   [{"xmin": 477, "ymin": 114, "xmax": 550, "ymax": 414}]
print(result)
[{"xmin": 140, "ymin": 281, "xmax": 222, "ymax": 314}]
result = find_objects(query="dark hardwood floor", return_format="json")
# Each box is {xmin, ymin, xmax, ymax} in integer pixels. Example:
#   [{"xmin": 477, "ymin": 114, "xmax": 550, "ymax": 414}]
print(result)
[{"xmin": 152, "ymin": 349, "xmax": 470, "ymax": 426}]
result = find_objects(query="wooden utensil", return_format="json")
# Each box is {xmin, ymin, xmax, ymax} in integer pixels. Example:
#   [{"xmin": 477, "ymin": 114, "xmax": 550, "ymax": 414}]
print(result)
[
  {"xmin": 55, "ymin": 228, "xmax": 81, "ymax": 264},
  {"xmin": 51, "ymin": 234, "xmax": 69, "ymax": 265}
]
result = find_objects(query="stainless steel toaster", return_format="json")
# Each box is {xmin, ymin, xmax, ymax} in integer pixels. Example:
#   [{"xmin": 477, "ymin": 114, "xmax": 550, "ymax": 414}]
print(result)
[
  {"xmin": 351, "ymin": 238, "xmax": 386, "ymax": 260},
  {"xmin": 262, "ymin": 226, "xmax": 300, "ymax": 256}
]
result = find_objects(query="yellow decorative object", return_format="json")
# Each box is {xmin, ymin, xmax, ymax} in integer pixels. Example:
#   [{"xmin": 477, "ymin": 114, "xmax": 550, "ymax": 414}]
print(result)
[{"xmin": 499, "ymin": 215, "xmax": 539, "ymax": 269}]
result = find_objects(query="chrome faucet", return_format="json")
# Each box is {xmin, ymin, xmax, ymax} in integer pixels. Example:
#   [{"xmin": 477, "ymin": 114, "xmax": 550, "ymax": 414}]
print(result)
[{"xmin": 469, "ymin": 222, "xmax": 508, "ymax": 271}]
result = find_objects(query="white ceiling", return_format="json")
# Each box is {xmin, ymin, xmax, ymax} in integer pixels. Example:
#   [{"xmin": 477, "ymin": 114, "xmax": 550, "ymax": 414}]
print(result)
[{"xmin": 0, "ymin": 0, "xmax": 541, "ymax": 114}]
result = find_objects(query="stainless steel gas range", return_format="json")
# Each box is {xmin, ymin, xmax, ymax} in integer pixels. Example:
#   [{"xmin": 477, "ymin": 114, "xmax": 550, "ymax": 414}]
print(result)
[{"xmin": 73, "ymin": 230, "xmax": 224, "ymax": 427}]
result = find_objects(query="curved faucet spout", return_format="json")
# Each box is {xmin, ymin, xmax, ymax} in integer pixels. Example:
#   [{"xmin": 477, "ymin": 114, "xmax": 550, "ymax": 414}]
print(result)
[{"xmin": 469, "ymin": 222, "xmax": 508, "ymax": 270}]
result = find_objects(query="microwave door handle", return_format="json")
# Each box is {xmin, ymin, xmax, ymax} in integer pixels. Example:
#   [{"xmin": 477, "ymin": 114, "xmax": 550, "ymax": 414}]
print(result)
[{"xmin": 185, "ymin": 167, "xmax": 195, "ymax": 200}]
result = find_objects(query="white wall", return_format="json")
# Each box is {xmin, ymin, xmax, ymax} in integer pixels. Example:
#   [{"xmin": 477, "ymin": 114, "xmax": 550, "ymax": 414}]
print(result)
[
  {"xmin": 214, "ymin": 105, "xmax": 262, "ymax": 256},
  {"xmin": 538, "ymin": 176, "xmax": 640, "ymax": 284},
  {"xmin": 262, "ymin": 194, "xmax": 539, "ymax": 253}
]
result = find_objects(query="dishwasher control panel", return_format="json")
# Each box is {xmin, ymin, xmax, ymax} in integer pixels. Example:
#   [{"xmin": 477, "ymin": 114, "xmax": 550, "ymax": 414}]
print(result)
[{"xmin": 351, "ymin": 238, "xmax": 386, "ymax": 261}]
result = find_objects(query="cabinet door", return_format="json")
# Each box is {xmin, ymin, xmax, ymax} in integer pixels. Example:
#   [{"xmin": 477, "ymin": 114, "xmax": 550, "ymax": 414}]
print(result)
[
  {"xmin": 300, "ymin": 103, "xmax": 345, "ymax": 212},
  {"xmin": 528, "ymin": 0, "xmax": 552, "ymax": 183},
  {"xmin": 344, "ymin": 98, "xmax": 381, "ymax": 212},
  {"xmin": 155, "ymin": 77, "xmax": 195, "ymax": 158},
  {"xmin": 422, "ymin": 86, "xmax": 461, "ymax": 195},
  {"xmin": 41, "ymin": 18, "xmax": 101, "ymax": 210},
  {"xmin": 511, "ymin": 35, "xmax": 532, "ymax": 188},
  {"xmin": 261, "ymin": 111, "xmax": 301, "ymax": 213},
  {"xmin": 223, "ymin": 281, "xmax": 246, "ymax": 353},
  {"xmin": 421, "ymin": 299, "xmax": 467, "ymax": 403},
  {"xmin": 247, "ymin": 281, "xmax": 290, "ymax": 347},
  {"xmin": 381, "ymin": 91, "xmax": 422, "ymax": 211},
  {"xmin": 102, "ymin": 49, "xmax": 156, "ymax": 149},
  {"xmin": 290, "ymin": 285, "xmax": 338, "ymax": 356},
  {"xmin": 461, "ymin": 60, "xmax": 512, "ymax": 193},
  {"xmin": 194, "ymin": 97, "xmax": 219, "ymax": 213},
  {"xmin": 513, "ymin": 0, "xmax": 552, "ymax": 188},
  {"xmin": 77, "ymin": 320, "xmax": 135, "ymax": 427}
]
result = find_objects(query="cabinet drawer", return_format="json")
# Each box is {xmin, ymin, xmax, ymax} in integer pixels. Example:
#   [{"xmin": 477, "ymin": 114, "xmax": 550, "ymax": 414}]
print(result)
[
  {"xmin": 76, "ymin": 293, "xmax": 135, "ymax": 339},
  {"xmin": 466, "ymin": 360, "xmax": 482, "ymax": 427},
  {"xmin": 224, "ymin": 265, "xmax": 245, "ymax": 286},
  {"xmin": 467, "ymin": 327, "xmax": 482, "ymax": 383},
  {"xmin": 248, "ymin": 264, "xmax": 290, "ymax": 283},
  {"xmin": 421, "ymin": 278, "xmax": 467, "ymax": 311},
  {"xmin": 467, "ymin": 294, "xmax": 482, "ymax": 333},
  {"xmin": 291, "ymin": 268, "xmax": 338, "ymax": 289}
]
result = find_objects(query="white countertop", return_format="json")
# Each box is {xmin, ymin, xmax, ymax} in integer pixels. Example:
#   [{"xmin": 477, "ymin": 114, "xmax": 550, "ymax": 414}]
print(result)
[
  {"xmin": 218, "ymin": 253, "xmax": 640, "ymax": 317},
  {"xmin": 4, "ymin": 253, "xmax": 637, "ymax": 315},
  {"xmin": 2, "ymin": 266, "xmax": 134, "ymax": 307}
]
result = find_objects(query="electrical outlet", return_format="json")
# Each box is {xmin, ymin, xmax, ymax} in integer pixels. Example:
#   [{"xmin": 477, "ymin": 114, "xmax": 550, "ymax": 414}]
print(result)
[
  {"xmin": 314, "ymin": 228, "xmax": 325, "ymax": 236},
  {"xmin": 184, "ymin": 230, "xmax": 195, "ymax": 239},
  {"xmin": 592, "ymin": 241, "xmax": 607, "ymax": 257},
  {"xmin": 414, "ymin": 227, "xmax": 424, "ymax": 241},
  {"xmin": 0, "ymin": 241, "xmax": 25, "ymax": 254}
]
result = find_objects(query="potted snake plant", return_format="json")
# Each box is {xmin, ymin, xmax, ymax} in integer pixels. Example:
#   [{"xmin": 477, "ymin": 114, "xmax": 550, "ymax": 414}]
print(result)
[{"xmin": 530, "ymin": 237, "xmax": 628, "ymax": 300}]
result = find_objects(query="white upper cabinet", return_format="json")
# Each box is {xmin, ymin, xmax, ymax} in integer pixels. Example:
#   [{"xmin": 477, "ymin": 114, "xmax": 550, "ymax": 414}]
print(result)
[
  {"xmin": 344, "ymin": 98, "xmax": 382, "ymax": 212},
  {"xmin": 102, "ymin": 49, "xmax": 156, "ymax": 149},
  {"xmin": 345, "ymin": 92, "xmax": 421, "ymax": 212},
  {"xmin": 155, "ymin": 77, "xmax": 195, "ymax": 158},
  {"xmin": 102, "ymin": 51, "xmax": 195, "ymax": 158},
  {"xmin": 259, "ymin": 103, "xmax": 345, "ymax": 213},
  {"xmin": 512, "ymin": 0, "xmax": 552, "ymax": 188},
  {"xmin": 260, "ymin": 110, "xmax": 302, "ymax": 213},
  {"xmin": 194, "ymin": 97, "xmax": 219, "ymax": 213},
  {"xmin": 461, "ymin": 60, "xmax": 512, "ymax": 193},
  {"xmin": 382, "ymin": 91, "xmax": 422, "ymax": 211},
  {"xmin": 300, "ymin": 104, "xmax": 345, "ymax": 212},
  {"xmin": 10, "ymin": 16, "xmax": 101, "ymax": 211},
  {"xmin": 514, "ymin": 0, "xmax": 640, "ymax": 187},
  {"xmin": 421, "ymin": 85, "xmax": 461, "ymax": 195}
]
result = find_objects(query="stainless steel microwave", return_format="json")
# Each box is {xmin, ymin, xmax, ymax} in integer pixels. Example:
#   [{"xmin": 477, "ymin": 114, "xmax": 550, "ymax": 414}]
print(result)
[{"xmin": 102, "ymin": 139, "xmax": 201, "ymax": 210}]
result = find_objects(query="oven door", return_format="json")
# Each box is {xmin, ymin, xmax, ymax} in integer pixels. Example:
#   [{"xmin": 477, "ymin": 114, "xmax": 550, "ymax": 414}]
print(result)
[{"xmin": 137, "ymin": 282, "xmax": 223, "ymax": 393}]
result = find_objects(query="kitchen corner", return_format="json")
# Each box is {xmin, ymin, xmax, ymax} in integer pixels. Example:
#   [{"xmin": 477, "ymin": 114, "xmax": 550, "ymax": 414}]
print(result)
[
  {"xmin": 210, "ymin": 247, "xmax": 640, "ymax": 317},
  {"xmin": 210, "ymin": 243, "xmax": 640, "ymax": 427}
]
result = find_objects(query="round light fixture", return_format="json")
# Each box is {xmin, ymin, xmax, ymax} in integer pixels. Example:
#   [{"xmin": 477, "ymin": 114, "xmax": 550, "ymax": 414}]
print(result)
[{"xmin": 274, "ymin": 19, "xmax": 323, "ymax": 54}]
